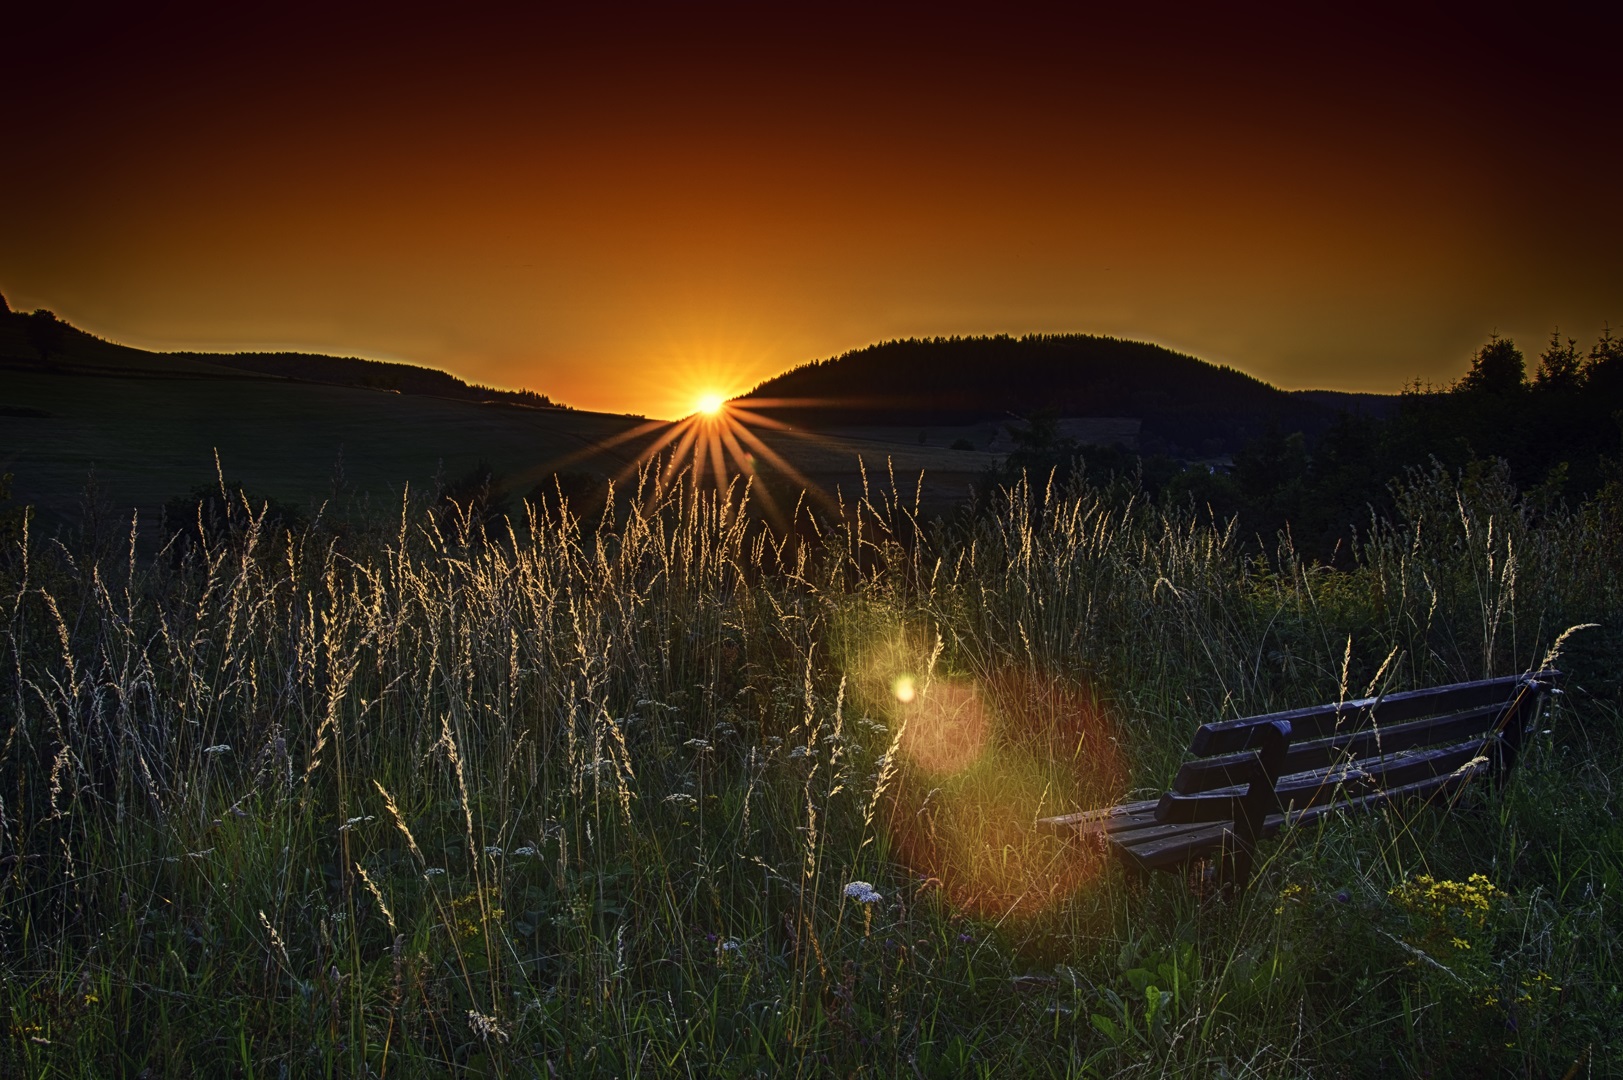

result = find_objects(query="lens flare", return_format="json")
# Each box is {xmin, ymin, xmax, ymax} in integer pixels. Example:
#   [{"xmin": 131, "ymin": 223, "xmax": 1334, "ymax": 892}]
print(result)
[
  {"xmin": 843, "ymin": 632, "xmax": 1129, "ymax": 921},
  {"xmin": 696, "ymin": 393, "xmax": 725, "ymax": 416},
  {"xmin": 897, "ymin": 677, "xmax": 988, "ymax": 775}
]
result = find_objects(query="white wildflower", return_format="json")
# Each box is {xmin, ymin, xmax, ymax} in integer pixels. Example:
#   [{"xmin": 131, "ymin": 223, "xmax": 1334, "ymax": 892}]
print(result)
[{"xmin": 843, "ymin": 880, "xmax": 882, "ymax": 904}]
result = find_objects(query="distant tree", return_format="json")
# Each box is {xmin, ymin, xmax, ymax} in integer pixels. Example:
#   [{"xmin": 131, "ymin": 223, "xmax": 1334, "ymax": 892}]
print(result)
[
  {"xmin": 1533, "ymin": 330, "xmax": 1583, "ymax": 391},
  {"xmin": 436, "ymin": 460, "xmax": 510, "ymax": 535},
  {"xmin": 25, "ymin": 309, "xmax": 66, "ymax": 367},
  {"xmin": 1585, "ymin": 324, "xmax": 1623, "ymax": 400},
  {"xmin": 1235, "ymin": 425, "xmax": 1309, "ymax": 537},
  {"xmin": 162, "ymin": 482, "xmax": 306, "ymax": 564},
  {"xmin": 0, "ymin": 291, "xmax": 11, "ymax": 317},
  {"xmin": 1457, "ymin": 337, "xmax": 1526, "ymax": 395}
]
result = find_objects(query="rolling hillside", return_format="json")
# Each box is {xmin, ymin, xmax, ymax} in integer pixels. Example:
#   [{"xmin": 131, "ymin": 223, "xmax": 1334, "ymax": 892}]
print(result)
[{"xmin": 738, "ymin": 334, "xmax": 1382, "ymax": 456}]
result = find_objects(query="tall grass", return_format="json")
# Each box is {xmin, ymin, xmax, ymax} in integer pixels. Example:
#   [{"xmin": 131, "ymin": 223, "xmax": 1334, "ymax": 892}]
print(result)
[{"xmin": 2, "ymin": 460, "xmax": 1618, "ymax": 1076}]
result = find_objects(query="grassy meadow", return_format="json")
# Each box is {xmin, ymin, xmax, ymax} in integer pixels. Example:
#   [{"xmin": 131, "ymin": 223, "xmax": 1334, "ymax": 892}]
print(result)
[
  {"xmin": 1, "ymin": 460, "xmax": 1619, "ymax": 1077},
  {"xmin": 0, "ymin": 369, "xmax": 999, "ymax": 540}
]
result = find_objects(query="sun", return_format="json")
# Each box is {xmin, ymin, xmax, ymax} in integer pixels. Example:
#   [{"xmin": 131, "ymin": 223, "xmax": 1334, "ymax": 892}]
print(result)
[{"xmin": 695, "ymin": 392, "xmax": 726, "ymax": 416}]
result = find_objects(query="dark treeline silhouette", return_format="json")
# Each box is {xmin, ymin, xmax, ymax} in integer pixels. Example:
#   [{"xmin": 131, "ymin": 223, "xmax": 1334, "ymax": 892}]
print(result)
[
  {"xmin": 984, "ymin": 331, "xmax": 1623, "ymax": 561},
  {"xmin": 0, "ymin": 293, "xmax": 567, "ymax": 410},
  {"xmin": 172, "ymin": 352, "xmax": 567, "ymax": 409},
  {"xmin": 739, "ymin": 334, "xmax": 1363, "ymax": 456}
]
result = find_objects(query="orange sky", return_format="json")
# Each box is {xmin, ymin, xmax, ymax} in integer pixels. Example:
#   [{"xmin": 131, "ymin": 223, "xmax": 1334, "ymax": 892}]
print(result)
[{"xmin": 4, "ymin": 4, "xmax": 1620, "ymax": 418}]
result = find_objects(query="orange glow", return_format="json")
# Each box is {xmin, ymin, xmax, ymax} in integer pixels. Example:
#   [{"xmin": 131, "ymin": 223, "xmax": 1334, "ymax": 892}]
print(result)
[
  {"xmin": 5, "ymin": 9, "xmax": 1618, "ymax": 416},
  {"xmin": 897, "ymin": 678, "xmax": 988, "ymax": 775},
  {"xmin": 871, "ymin": 663, "xmax": 1128, "ymax": 919},
  {"xmin": 695, "ymin": 393, "xmax": 725, "ymax": 416}
]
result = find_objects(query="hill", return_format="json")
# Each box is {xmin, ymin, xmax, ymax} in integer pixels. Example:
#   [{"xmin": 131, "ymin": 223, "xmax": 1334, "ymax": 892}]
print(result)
[
  {"xmin": 0, "ymin": 306, "xmax": 563, "ymax": 409},
  {"xmin": 738, "ymin": 334, "xmax": 1381, "ymax": 456},
  {"xmin": 0, "ymin": 304, "xmax": 999, "ymax": 536}
]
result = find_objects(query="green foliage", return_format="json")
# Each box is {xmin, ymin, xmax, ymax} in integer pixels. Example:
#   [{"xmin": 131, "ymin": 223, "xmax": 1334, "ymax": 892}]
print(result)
[
  {"xmin": 161, "ymin": 479, "xmax": 307, "ymax": 561},
  {"xmin": 1, "ymin": 463, "xmax": 1617, "ymax": 1076}
]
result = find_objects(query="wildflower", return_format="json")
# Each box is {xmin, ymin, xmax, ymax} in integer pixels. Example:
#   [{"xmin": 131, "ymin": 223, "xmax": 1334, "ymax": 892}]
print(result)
[
  {"xmin": 423, "ymin": 867, "xmax": 446, "ymax": 877},
  {"xmin": 721, "ymin": 940, "xmax": 742, "ymax": 954},
  {"xmin": 843, "ymin": 880, "xmax": 882, "ymax": 904},
  {"xmin": 1275, "ymin": 882, "xmax": 1307, "ymax": 914},
  {"xmin": 484, "ymin": 845, "xmax": 504, "ymax": 857},
  {"xmin": 467, "ymin": 1010, "xmax": 509, "ymax": 1044},
  {"xmin": 511, "ymin": 846, "xmax": 539, "ymax": 858},
  {"xmin": 202, "ymin": 744, "xmax": 231, "ymax": 755},
  {"xmin": 789, "ymin": 745, "xmax": 808, "ymax": 760}
]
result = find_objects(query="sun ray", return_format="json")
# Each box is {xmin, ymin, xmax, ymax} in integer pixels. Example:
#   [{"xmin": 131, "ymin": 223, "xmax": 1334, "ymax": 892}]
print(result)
[
  {"xmin": 612, "ymin": 417, "xmax": 692, "ymax": 485},
  {"xmin": 717, "ymin": 420, "xmax": 787, "ymax": 525},
  {"xmin": 664, "ymin": 420, "xmax": 703, "ymax": 481},
  {"xmin": 690, "ymin": 420, "xmax": 711, "ymax": 487},
  {"xmin": 706, "ymin": 424, "xmax": 728, "ymax": 492},
  {"xmin": 728, "ymin": 421, "xmax": 822, "ymax": 498}
]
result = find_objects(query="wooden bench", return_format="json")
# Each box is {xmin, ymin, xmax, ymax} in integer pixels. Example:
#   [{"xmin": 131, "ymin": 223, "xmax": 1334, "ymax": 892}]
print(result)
[{"xmin": 1038, "ymin": 671, "xmax": 1562, "ymax": 888}]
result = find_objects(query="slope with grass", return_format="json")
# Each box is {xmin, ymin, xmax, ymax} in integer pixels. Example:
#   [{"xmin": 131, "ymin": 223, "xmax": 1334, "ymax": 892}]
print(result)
[{"xmin": 1, "ymin": 461, "xmax": 1616, "ymax": 1077}]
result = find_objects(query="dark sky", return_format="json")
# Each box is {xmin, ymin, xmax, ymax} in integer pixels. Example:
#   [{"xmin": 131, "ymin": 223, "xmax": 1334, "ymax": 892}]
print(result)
[{"xmin": 4, "ymin": 3, "xmax": 1619, "ymax": 417}]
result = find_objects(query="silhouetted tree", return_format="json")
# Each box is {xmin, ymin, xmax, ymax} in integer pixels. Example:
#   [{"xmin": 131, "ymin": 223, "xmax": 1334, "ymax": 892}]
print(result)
[
  {"xmin": 1585, "ymin": 325, "xmax": 1623, "ymax": 400},
  {"xmin": 1534, "ymin": 330, "xmax": 1583, "ymax": 391},
  {"xmin": 162, "ymin": 483, "xmax": 306, "ymax": 564},
  {"xmin": 0, "ymin": 291, "xmax": 11, "ymax": 317},
  {"xmin": 1457, "ymin": 337, "xmax": 1526, "ymax": 395},
  {"xmin": 25, "ymin": 309, "xmax": 66, "ymax": 367},
  {"xmin": 435, "ymin": 460, "xmax": 510, "ymax": 536},
  {"xmin": 1234, "ymin": 425, "xmax": 1309, "ymax": 540}
]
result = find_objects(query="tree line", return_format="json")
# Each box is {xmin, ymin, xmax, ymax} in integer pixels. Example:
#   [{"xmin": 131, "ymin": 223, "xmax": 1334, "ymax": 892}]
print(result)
[{"xmin": 991, "ymin": 330, "xmax": 1623, "ymax": 561}]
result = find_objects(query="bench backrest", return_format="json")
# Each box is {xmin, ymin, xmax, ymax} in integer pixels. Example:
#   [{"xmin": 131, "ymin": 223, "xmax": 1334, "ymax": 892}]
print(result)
[{"xmin": 1156, "ymin": 671, "xmax": 1560, "ymax": 830}]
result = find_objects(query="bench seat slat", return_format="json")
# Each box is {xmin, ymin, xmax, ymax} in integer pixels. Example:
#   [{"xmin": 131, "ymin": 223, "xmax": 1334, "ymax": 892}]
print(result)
[
  {"xmin": 1159, "ymin": 737, "xmax": 1492, "ymax": 822},
  {"xmin": 1035, "ymin": 673, "xmax": 1557, "ymax": 888},
  {"xmin": 1037, "ymin": 798, "xmax": 1159, "ymax": 831},
  {"xmin": 1118, "ymin": 823, "xmax": 1232, "ymax": 871},
  {"xmin": 1114, "ymin": 758, "xmax": 1490, "ymax": 871}
]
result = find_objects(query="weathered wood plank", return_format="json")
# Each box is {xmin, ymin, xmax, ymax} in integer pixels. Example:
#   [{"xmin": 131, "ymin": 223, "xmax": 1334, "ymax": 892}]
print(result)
[
  {"xmin": 1189, "ymin": 672, "xmax": 1554, "ymax": 755},
  {"xmin": 1038, "ymin": 673, "xmax": 1557, "ymax": 888}
]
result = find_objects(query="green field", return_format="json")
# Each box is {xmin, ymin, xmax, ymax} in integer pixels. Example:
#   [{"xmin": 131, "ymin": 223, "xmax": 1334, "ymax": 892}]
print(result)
[
  {"xmin": 0, "ymin": 369, "xmax": 1000, "ymax": 539},
  {"xmin": 1, "ymin": 455, "xmax": 1617, "ymax": 1077}
]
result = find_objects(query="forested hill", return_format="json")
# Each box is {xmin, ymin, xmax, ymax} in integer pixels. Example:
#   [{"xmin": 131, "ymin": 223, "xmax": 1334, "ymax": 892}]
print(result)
[
  {"xmin": 0, "ymin": 301, "xmax": 566, "ymax": 410},
  {"xmin": 737, "ymin": 334, "xmax": 1351, "ymax": 456}
]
